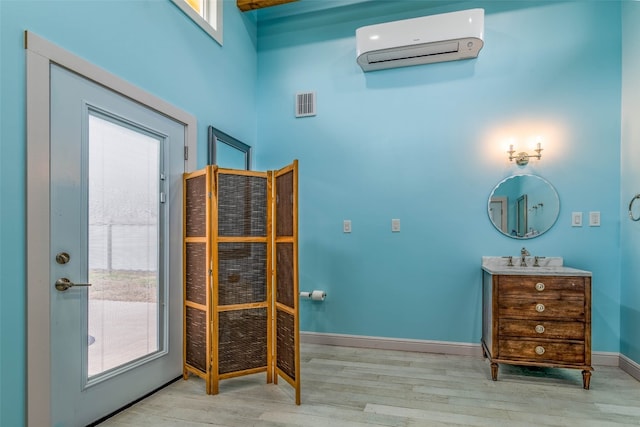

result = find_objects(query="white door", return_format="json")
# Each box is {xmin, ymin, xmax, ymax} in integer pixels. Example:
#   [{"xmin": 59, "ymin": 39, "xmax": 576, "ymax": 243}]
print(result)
[
  {"xmin": 50, "ymin": 64, "xmax": 183, "ymax": 426},
  {"xmin": 489, "ymin": 197, "xmax": 508, "ymax": 234}
]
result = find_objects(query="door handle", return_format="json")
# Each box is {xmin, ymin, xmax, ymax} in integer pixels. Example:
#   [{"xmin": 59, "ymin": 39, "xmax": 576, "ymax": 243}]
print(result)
[{"xmin": 55, "ymin": 277, "xmax": 92, "ymax": 292}]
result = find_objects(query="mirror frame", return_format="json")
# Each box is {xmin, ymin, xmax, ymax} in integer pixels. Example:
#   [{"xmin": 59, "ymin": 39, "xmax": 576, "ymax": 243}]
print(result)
[
  {"xmin": 207, "ymin": 125, "xmax": 252, "ymax": 170},
  {"xmin": 488, "ymin": 174, "xmax": 560, "ymax": 240}
]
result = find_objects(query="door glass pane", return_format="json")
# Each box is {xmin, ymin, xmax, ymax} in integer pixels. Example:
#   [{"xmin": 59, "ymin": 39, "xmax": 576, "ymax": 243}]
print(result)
[{"xmin": 87, "ymin": 113, "xmax": 162, "ymax": 379}]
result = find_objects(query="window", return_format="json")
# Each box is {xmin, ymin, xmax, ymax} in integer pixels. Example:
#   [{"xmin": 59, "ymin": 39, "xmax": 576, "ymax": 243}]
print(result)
[{"xmin": 171, "ymin": 0, "xmax": 223, "ymax": 45}]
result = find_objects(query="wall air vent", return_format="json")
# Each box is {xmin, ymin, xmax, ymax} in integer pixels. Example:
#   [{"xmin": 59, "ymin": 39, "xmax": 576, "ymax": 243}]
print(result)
[
  {"xmin": 295, "ymin": 92, "xmax": 316, "ymax": 118},
  {"xmin": 356, "ymin": 9, "xmax": 484, "ymax": 72}
]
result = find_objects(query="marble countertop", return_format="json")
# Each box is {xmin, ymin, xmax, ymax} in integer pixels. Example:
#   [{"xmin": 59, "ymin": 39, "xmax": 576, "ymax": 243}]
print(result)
[{"xmin": 481, "ymin": 256, "xmax": 592, "ymax": 277}]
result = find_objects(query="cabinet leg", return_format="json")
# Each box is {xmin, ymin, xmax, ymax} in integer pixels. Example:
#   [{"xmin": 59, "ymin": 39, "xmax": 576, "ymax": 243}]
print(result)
[
  {"xmin": 490, "ymin": 363, "xmax": 499, "ymax": 381},
  {"xmin": 582, "ymin": 370, "xmax": 591, "ymax": 390}
]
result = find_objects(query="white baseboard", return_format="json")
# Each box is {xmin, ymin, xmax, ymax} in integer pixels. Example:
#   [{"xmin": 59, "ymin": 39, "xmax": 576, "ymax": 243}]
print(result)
[
  {"xmin": 592, "ymin": 351, "xmax": 621, "ymax": 367},
  {"xmin": 300, "ymin": 331, "xmax": 483, "ymax": 357},
  {"xmin": 620, "ymin": 354, "xmax": 640, "ymax": 381},
  {"xmin": 300, "ymin": 332, "xmax": 630, "ymax": 370}
]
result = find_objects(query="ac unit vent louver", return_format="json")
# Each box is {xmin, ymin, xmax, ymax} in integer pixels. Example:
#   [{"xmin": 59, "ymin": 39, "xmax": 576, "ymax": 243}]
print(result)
[
  {"xmin": 367, "ymin": 41, "xmax": 460, "ymax": 64},
  {"xmin": 295, "ymin": 92, "xmax": 316, "ymax": 118}
]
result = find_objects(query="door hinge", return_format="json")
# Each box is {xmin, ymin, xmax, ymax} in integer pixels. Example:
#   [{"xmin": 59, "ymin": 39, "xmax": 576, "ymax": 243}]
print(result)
[
  {"xmin": 184, "ymin": 146, "xmax": 189, "ymax": 160},
  {"xmin": 160, "ymin": 192, "xmax": 166, "ymax": 203}
]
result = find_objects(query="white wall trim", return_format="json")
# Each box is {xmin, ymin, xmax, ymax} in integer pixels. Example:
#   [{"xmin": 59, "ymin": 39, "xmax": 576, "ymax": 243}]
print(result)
[
  {"xmin": 300, "ymin": 331, "xmax": 483, "ymax": 357},
  {"xmin": 26, "ymin": 45, "xmax": 52, "ymax": 427},
  {"xmin": 593, "ymin": 351, "xmax": 623, "ymax": 367},
  {"xmin": 620, "ymin": 354, "xmax": 640, "ymax": 381},
  {"xmin": 25, "ymin": 31, "xmax": 197, "ymax": 427},
  {"xmin": 170, "ymin": 0, "xmax": 223, "ymax": 46},
  {"xmin": 301, "ymin": 332, "xmax": 630, "ymax": 370}
]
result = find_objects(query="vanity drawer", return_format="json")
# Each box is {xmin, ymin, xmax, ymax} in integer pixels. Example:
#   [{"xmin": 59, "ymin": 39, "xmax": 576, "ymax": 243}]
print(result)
[
  {"xmin": 499, "ymin": 319, "xmax": 584, "ymax": 340},
  {"xmin": 498, "ymin": 276, "xmax": 585, "ymax": 299},
  {"xmin": 499, "ymin": 297, "xmax": 585, "ymax": 319},
  {"xmin": 498, "ymin": 339, "xmax": 585, "ymax": 364}
]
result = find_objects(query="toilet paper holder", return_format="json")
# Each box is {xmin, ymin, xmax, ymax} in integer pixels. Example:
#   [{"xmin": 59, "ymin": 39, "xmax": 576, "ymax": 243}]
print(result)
[{"xmin": 299, "ymin": 290, "xmax": 326, "ymax": 301}]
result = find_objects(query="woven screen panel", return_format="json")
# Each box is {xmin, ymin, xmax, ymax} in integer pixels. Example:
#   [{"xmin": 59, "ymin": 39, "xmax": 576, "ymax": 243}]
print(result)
[
  {"xmin": 276, "ymin": 243, "xmax": 294, "ymax": 308},
  {"xmin": 186, "ymin": 174, "xmax": 207, "ymax": 238},
  {"xmin": 185, "ymin": 306, "xmax": 207, "ymax": 373},
  {"xmin": 276, "ymin": 171, "xmax": 293, "ymax": 237},
  {"xmin": 186, "ymin": 242, "xmax": 207, "ymax": 305},
  {"xmin": 218, "ymin": 308, "xmax": 267, "ymax": 374},
  {"xmin": 218, "ymin": 174, "xmax": 267, "ymax": 237},
  {"xmin": 218, "ymin": 242, "xmax": 267, "ymax": 306},
  {"xmin": 276, "ymin": 310, "xmax": 295, "ymax": 380}
]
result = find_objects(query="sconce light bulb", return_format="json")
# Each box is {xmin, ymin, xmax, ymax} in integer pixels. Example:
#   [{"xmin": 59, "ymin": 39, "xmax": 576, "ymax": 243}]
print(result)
[{"xmin": 506, "ymin": 139, "xmax": 542, "ymax": 164}]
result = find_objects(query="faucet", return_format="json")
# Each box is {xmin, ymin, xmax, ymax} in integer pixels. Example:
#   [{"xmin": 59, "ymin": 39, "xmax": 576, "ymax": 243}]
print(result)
[{"xmin": 520, "ymin": 247, "xmax": 530, "ymax": 267}]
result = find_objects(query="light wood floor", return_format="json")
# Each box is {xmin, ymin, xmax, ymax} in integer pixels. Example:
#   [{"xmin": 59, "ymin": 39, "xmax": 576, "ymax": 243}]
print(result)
[{"xmin": 102, "ymin": 343, "xmax": 640, "ymax": 426}]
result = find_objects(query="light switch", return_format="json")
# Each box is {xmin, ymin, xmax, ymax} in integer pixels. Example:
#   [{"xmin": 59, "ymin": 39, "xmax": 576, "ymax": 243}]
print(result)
[
  {"xmin": 391, "ymin": 218, "xmax": 401, "ymax": 232},
  {"xmin": 343, "ymin": 220, "xmax": 352, "ymax": 233},
  {"xmin": 589, "ymin": 211, "xmax": 601, "ymax": 227},
  {"xmin": 571, "ymin": 212, "xmax": 583, "ymax": 227}
]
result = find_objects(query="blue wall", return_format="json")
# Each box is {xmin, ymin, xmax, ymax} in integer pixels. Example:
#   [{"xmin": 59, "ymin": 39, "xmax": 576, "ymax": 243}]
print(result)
[
  {"xmin": 0, "ymin": 0, "xmax": 635, "ymax": 425},
  {"xmin": 621, "ymin": 1, "xmax": 640, "ymax": 364},
  {"xmin": 256, "ymin": 1, "xmax": 622, "ymax": 347},
  {"xmin": 0, "ymin": 0, "xmax": 258, "ymax": 424}
]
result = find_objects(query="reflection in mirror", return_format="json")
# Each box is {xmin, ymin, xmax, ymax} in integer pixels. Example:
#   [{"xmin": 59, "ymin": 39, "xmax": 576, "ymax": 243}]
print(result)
[
  {"xmin": 488, "ymin": 174, "xmax": 560, "ymax": 239},
  {"xmin": 516, "ymin": 194, "xmax": 527, "ymax": 237},
  {"xmin": 208, "ymin": 126, "xmax": 252, "ymax": 170}
]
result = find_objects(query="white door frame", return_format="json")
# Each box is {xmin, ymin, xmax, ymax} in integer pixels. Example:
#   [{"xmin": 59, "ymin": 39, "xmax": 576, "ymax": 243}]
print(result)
[
  {"xmin": 25, "ymin": 31, "xmax": 197, "ymax": 427},
  {"xmin": 489, "ymin": 196, "xmax": 508, "ymax": 233}
]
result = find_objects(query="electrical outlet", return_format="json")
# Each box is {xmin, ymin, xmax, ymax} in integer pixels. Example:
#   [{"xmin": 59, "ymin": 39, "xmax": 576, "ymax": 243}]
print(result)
[
  {"xmin": 571, "ymin": 212, "xmax": 583, "ymax": 227},
  {"xmin": 343, "ymin": 220, "xmax": 352, "ymax": 233},
  {"xmin": 391, "ymin": 218, "xmax": 401, "ymax": 232},
  {"xmin": 589, "ymin": 211, "xmax": 601, "ymax": 227}
]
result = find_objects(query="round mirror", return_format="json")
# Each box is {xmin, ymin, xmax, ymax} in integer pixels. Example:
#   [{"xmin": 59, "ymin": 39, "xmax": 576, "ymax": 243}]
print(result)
[{"xmin": 488, "ymin": 174, "xmax": 560, "ymax": 239}]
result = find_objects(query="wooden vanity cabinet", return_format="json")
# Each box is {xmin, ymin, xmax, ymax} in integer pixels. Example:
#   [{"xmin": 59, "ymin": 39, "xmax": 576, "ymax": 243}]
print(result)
[{"xmin": 481, "ymin": 272, "xmax": 593, "ymax": 389}]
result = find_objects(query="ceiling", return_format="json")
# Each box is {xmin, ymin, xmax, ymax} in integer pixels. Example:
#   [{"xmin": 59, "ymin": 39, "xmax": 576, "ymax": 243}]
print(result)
[
  {"xmin": 237, "ymin": 0, "xmax": 301, "ymax": 12},
  {"xmin": 246, "ymin": 0, "xmax": 373, "ymax": 18}
]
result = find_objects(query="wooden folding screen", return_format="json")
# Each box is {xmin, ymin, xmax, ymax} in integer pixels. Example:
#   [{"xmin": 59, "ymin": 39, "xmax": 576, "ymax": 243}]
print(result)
[
  {"xmin": 183, "ymin": 169, "xmax": 212, "ymax": 387},
  {"xmin": 182, "ymin": 161, "xmax": 299, "ymax": 403},
  {"xmin": 273, "ymin": 162, "xmax": 301, "ymax": 405},
  {"xmin": 213, "ymin": 167, "xmax": 271, "ymax": 394}
]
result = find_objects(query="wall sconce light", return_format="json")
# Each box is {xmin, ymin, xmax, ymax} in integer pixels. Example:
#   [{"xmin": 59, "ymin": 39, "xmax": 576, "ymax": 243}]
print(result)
[{"xmin": 508, "ymin": 142, "xmax": 543, "ymax": 166}]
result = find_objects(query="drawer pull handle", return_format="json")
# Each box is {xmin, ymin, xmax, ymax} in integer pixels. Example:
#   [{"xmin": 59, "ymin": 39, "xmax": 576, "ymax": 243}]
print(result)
[
  {"xmin": 535, "ymin": 303, "xmax": 545, "ymax": 312},
  {"xmin": 535, "ymin": 282, "xmax": 545, "ymax": 291},
  {"xmin": 535, "ymin": 324, "xmax": 545, "ymax": 334},
  {"xmin": 535, "ymin": 346, "xmax": 545, "ymax": 355}
]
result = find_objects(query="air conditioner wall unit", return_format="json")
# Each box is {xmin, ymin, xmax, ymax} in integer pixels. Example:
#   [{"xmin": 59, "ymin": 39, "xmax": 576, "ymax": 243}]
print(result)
[{"xmin": 356, "ymin": 9, "xmax": 484, "ymax": 72}]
